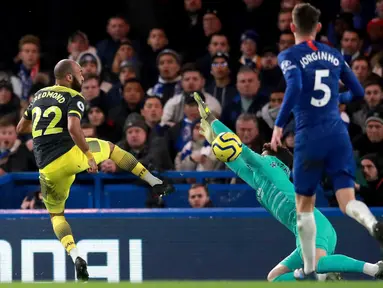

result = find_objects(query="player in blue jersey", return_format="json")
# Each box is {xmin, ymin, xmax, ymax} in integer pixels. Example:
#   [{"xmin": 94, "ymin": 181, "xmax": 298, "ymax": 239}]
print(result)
[
  {"xmin": 270, "ymin": 3, "xmax": 383, "ymax": 279},
  {"xmin": 193, "ymin": 91, "xmax": 383, "ymax": 281}
]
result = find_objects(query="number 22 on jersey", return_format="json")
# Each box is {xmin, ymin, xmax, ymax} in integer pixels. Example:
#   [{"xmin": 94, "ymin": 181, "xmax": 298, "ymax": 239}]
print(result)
[
  {"xmin": 311, "ymin": 69, "xmax": 331, "ymax": 107},
  {"xmin": 32, "ymin": 106, "xmax": 63, "ymax": 138}
]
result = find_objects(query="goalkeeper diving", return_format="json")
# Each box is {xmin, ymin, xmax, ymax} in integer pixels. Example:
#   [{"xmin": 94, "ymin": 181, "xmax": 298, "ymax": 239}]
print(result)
[{"xmin": 192, "ymin": 91, "xmax": 383, "ymax": 281}]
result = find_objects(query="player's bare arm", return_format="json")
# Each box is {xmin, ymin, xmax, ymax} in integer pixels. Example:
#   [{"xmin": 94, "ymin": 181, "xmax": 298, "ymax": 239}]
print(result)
[
  {"xmin": 16, "ymin": 117, "xmax": 32, "ymax": 134},
  {"xmin": 67, "ymin": 116, "xmax": 97, "ymax": 173}
]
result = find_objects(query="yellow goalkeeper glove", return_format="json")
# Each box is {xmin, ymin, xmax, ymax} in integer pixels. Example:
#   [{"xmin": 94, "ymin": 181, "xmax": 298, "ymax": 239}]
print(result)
[
  {"xmin": 193, "ymin": 91, "xmax": 212, "ymax": 120},
  {"xmin": 199, "ymin": 119, "xmax": 216, "ymax": 144}
]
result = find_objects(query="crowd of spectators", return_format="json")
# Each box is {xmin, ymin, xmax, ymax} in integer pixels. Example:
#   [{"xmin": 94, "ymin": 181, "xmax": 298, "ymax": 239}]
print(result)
[{"xmin": 1, "ymin": 0, "xmax": 383, "ymax": 207}]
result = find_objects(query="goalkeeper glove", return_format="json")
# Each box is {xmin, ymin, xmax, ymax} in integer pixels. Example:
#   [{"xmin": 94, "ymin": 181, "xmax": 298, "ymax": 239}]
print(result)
[
  {"xmin": 199, "ymin": 119, "xmax": 216, "ymax": 144},
  {"xmin": 193, "ymin": 91, "xmax": 212, "ymax": 120}
]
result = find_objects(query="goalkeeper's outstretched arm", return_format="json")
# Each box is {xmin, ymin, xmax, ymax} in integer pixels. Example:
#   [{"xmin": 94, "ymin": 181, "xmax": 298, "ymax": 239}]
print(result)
[
  {"xmin": 193, "ymin": 92, "xmax": 264, "ymax": 166},
  {"xmin": 212, "ymin": 119, "xmax": 264, "ymax": 167}
]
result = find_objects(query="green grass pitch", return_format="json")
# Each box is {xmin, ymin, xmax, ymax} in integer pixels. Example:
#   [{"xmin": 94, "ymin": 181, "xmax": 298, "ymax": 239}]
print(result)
[{"xmin": 0, "ymin": 281, "xmax": 382, "ymax": 288}]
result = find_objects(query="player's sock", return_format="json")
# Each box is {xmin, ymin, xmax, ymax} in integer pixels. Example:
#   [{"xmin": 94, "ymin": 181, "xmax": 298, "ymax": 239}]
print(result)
[
  {"xmin": 345, "ymin": 200, "xmax": 377, "ymax": 234},
  {"xmin": 110, "ymin": 145, "xmax": 162, "ymax": 186},
  {"xmin": 297, "ymin": 212, "xmax": 316, "ymax": 274},
  {"xmin": 317, "ymin": 274, "xmax": 327, "ymax": 281},
  {"xmin": 317, "ymin": 255, "xmax": 379, "ymax": 276},
  {"xmin": 69, "ymin": 247, "xmax": 79, "ymax": 263},
  {"xmin": 51, "ymin": 216, "xmax": 77, "ymax": 262}
]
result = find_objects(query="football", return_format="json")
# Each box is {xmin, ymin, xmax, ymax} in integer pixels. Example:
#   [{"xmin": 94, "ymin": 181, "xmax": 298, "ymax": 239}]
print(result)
[{"xmin": 211, "ymin": 132, "xmax": 243, "ymax": 162}]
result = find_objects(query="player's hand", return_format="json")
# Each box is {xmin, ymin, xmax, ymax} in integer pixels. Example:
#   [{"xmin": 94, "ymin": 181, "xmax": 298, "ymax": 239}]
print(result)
[
  {"xmin": 199, "ymin": 119, "xmax": 215, "ymax": 144},
  {"xmin": 271, "ymin": 126, "xmax": 283, "ymax": 151},
  {"xmin": 87, "ymin": 158, "xmax": 98, "ymax": 174},
  {"xmin": 152, "ymin": 180, "xmax": 175, "ymax": 197},
  {"xmin": 193, "ymin": 92, "xmax": 211, "ymax": 120}
]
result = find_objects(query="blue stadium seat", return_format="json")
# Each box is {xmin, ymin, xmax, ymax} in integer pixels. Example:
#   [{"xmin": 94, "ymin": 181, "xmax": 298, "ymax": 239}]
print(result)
[
  {"xmin": 102, "ymin": 184, "xmax": 148, "ymax": 208},
  {"xmin": 207, "ymin": 184, "xmax": 260, "ymax": 208},
  {"xmin": 163, "ymin": 184, "xmax": 191, "ymax": 207},
  {"xmin": 163, "ymin": 184, "xmax": 259, "ymax": 208},
  {"xmin": 66, "ymin": 185, "xmax": 94, "ymax": 209},
  {"xmin": 4, "ymin": 184, "xmax": 40, "ymax": 209},
  {"xmin": 0, "ymin": 172, "xmax": 338, "ymax": 208}
]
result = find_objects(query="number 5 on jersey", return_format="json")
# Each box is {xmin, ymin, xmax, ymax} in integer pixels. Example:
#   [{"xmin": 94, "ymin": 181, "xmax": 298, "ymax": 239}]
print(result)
[
  {"xmin": 312, "ymin": 69, "xmax": 331, "ymax": 107},
  {"xmin": 32, "ymin": 106, "xmax": 63, "ymax": 138}
]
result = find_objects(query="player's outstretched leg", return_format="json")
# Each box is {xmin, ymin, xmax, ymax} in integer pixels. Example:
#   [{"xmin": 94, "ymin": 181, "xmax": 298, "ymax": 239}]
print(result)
[
  {"xmin": 108, "ymin": 143, "xmax": 162, "ymax": 186},
  {"xmin": 50, "ymin": 213, "xmax": 89, "ymax": 282},
  {"xmin": 328, "ymin": 142, "xmax": 383, "ymax": 251},
  {"xmin": 267, "ymin": 249, "xmax": 332, "ymax": 282},
  {"xmin": 317, "ymin": 254, "xmax": 383, "ymax": 279},
  {"xmin": 336, "ymin": 188, "xmax": 383, "ymax": 251},
  {"xmin": 272, "ymin": 247, "xmax": 383, "ymax": 281}
]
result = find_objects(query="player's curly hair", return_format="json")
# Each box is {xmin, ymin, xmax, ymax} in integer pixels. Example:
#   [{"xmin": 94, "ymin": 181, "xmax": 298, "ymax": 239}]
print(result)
[{"xmin": 262, "ymin": 143, "xmax": 293, "ymax": 169}]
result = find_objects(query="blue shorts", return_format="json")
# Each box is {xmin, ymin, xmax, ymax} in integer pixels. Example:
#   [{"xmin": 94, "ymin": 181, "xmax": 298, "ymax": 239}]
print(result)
[{"xmin": 293, "ymin": 131, "xmax": 355, "ymax": 196}]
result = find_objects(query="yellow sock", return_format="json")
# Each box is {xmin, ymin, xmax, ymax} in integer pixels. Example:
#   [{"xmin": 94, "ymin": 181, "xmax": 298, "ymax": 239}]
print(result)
[
  {"xmin": 110, "ymin": 145, "xmax": 139, "ymax": 172},
  {"xmin": 51, "ymin": 216, "xmax": 76, "ymax": 253},
  {"xmin": 110, "ymin": 145, "xmax": 162, "ymax": 186}
]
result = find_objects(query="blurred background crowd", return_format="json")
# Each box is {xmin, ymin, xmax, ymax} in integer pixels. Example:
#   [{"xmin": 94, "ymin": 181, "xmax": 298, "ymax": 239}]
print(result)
[{"xmin": 0, "ymin": 0, "xmax": 383, "ymax": 208}]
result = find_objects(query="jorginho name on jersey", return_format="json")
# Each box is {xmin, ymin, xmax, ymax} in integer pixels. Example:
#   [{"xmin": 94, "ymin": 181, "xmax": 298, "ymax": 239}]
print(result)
[
  {"xmin": 275, "ymin": 40, "xmax": 364, "ymax": 133},
  {"xmin": 298, "ymin": 50, "xmax": 340, "ymax": 69}
]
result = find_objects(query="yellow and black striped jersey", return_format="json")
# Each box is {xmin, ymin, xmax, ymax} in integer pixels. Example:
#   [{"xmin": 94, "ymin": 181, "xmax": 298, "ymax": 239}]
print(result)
[{"xmin": 23, "ymin": 85, "xmax": 85, "ymax": 169}]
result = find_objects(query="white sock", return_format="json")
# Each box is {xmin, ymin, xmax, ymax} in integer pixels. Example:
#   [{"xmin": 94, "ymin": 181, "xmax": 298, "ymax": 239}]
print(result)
[
  {"xmin": 69, "ymin": 247, "xmax": 79, "ymax": 263},
  {"xmin": 317, "ymin": 274, "xmax": 327, "ymax": 281},
  {"xmin": 297, "ymin": 212, "xmax": 316, "ymax": 274},
  {"xmin": 363, "ymin": 263, "xmax": 379, "ymax": 277},
  {"xmin": 345, "ymin": 200, "xmax": 377, "ymax": 235},
  {"xmin": 142, "ymin": 172, "xmax": 162, "ymax": 187}
]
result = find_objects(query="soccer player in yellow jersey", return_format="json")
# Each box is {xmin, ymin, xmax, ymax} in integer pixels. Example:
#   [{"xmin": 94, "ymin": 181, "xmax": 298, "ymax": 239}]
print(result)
[{"xmin": 16, "ymin": 59, "xmax": 173, "ymax": 281}]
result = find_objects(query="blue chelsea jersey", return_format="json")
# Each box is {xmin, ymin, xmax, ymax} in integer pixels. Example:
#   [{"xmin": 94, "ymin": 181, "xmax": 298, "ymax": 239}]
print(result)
[{"xmin": 275, "ymin": 40, "xmax": 364, "ymax": 134}]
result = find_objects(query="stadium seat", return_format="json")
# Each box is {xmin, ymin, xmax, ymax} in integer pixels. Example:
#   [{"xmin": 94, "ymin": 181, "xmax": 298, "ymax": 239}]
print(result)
[
  {"xmin": 65, "ymin": 185, "xmax": 94, "ymax": 209},
  {"xmin": 102, "ymin": 184, "xmax": 148, "ymax": 208}
]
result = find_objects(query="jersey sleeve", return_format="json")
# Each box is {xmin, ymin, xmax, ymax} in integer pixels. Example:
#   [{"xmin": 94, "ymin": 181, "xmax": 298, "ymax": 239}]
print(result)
[
  {"xmin": 241, "ymin": 145, "xmax": 264, "ymax": 167},
  {"xmin": 23, "ymin": 101, "xmax": 34, "ymax": 121},
  {"xmin": 211, "ymin": 119, "xmax": 234, "ymax": 135},
  {"xmin": 67, "ymin": 95, "xmax": 85, "ymax": 120},
  {"xmin": 339, "ymin": 91, "xmax": 353, "ymax": 103},
  {"xmin": 275, "ymin": 51, "xmax": 302, "ymax": 128},
  {"xmin": 340, "ymin": 57, "xmax": 364, "ymax": 99}
]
